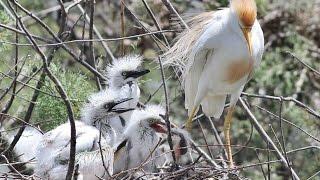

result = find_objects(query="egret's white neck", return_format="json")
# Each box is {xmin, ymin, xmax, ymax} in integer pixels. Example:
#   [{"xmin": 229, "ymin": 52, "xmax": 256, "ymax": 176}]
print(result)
[{"xmin": 228, "ymin": 8, "xmax": 241, "ymax": 34}]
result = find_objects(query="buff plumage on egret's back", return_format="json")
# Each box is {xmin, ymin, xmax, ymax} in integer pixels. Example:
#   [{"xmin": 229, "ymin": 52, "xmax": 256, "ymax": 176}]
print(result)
[{"xmin": 162, "ymin": 0, "xmax": 264, "ymax": 167}]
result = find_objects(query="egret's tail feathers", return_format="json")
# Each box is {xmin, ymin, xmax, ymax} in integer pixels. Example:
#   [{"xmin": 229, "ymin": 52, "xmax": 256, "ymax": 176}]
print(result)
[
  {"xmin": 161, "ymin": 12, "xmax": 215, "ymax": 76},
  {"xmin": 201, "ymin": 95, "xmax": 226, "ymax": 119}
]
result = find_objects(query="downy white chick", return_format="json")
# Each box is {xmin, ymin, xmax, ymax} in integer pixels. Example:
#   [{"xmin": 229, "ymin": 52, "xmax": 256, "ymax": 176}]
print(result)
[
  {"xmin": 35, "ymin": 96, "xmax": 132, "ymax": 180},
  {"xmin": 1, "ymin": 126, "xmax": 42, "ymax": 175},
  {"xmin": 81, "ymin": 89, "xmax": 134, "ymax": 143},
  {"xmin": 8, "ymin": 127, "xmax": 43, "ymax": 171},
  {"xmin": 35, "ymin": 121, "xmax": 130, "ymax": 180},
  {"xmin": 35, "ymin": 121, "xmax": 112, "ymax": 180},
  {"xmin": 106, "ymin": 55, "xmax": 150, "ymax": 127},
  {"xmin": 113, "ymin": 105, "xmax": 168, "ymax": 174}
]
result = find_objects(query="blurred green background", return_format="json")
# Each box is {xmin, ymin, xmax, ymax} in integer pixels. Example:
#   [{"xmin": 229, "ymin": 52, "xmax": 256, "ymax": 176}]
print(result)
[{"xmin": 0, "ymin": 0, "xmax": 319, "ymax": 179}]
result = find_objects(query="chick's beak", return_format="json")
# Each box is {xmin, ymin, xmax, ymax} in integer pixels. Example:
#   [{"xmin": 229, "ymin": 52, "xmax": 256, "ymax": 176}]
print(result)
[
  {"xmin": 109, "ymin": 97, "xmax": 132, "ymax": 109},
  {"xmin": 126, "ymin": 69, "xmax": 150, "ymax": 79},
  {"xmin": 150, "ymin": 122, "xmax": 167, "ymax": 133},
  {"xmin": 111, "ymin": 108, "xmax": 135, "ymax": 114},
  {"xmin": 109, "ymin": 97, "xmax": 135, "ymax": 113},
  {"xmin": 241, "ymin": 27, "xmax": 253, "ymax": 56}
]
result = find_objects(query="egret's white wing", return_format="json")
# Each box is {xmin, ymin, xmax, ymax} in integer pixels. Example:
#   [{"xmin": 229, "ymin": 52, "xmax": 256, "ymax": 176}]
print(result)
[
  {"xmin": 184, "ymin": 10, "xmax": 227, "ymax": 113},
  {"xmin": 184, "ymin": 49, "xmax": 209, "ymax": 115}
]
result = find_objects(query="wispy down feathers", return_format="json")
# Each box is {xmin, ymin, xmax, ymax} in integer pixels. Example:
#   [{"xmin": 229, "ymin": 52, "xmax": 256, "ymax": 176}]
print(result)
[
  {"xmin": 105, "ymin": 55, "xmax": 143, "ymax": 84},
  {"xmin": 81, "ymin": 89, "xmax": 118, "ymax": 126},
  {"xmin": 161, "ymin": 12, "xmax": 215, "ymax": 80}
]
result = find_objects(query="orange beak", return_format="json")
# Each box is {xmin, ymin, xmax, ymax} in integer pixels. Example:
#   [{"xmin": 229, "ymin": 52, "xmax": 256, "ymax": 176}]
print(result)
[{"xmin": 241, "ymin": 27, "xmax": 253, "ymax": 56}]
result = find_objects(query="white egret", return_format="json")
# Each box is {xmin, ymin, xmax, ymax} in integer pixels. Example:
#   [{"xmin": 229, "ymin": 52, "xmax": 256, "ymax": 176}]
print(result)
[
  {"xmin": 36, "ymin": 96, "xmax": 132, "ymax": 179},
  {"xmin": 81, "ymin": 89, "xmax": 134, "ymax": 143},
  {"xmin": 106, "ymin": 55, "xmax": 150, "ymax": 122},
  {"xmin": 113, "ymin": 105, "xmax": 168, "ymax": 174},
  {"xmin": 163, "ymin": 0, "xmax": 264, "ymax": 167}
]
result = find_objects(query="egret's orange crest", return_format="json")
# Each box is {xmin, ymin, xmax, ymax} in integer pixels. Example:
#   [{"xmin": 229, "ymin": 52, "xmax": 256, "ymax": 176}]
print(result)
[{"xmin": 231, "ymin": 0, "xmax": 257, "ymax": 27}]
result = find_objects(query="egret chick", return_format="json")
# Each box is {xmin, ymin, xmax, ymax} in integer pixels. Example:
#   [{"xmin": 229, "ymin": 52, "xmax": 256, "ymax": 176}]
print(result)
[
  {"xmin": 106, "ymin": 55, "xmax": 150, "ymax": 122},
  {"xmin": 163, "ymin": 0, "xmax": 264, "ymax": 167},
  {"xmin": 35, "ymin": 120, "xmax": 128, "ymax": 180},
  {"xmin": 81, "ymin": 89, "xmax": 134, "ymax": 142},
  {"xmin": 2, "ymin": 127, "xmax": 42, "ymax": 174},
  {"xmin": 36, "ymin": 96, "xmax": 132, "ymax": 179},
  {"xmin": 113, "ymin": 105, "xmax": 168, "ymax": 174}
]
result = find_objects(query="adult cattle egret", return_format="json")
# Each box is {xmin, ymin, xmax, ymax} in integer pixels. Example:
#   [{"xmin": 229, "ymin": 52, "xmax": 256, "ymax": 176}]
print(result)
[
  {"xmin": 113, "ymin": 105, "xmax": 168, "ymax": 174},
  {"xmin": 106, "ymin": 55, "xmax": 150, "ymax": 121},
  {"xmin": 163, "ymin": 0, "xmax": 264, "ymax": 167},
  {"xmin": 81, "ymin": 89, "xmax": 134, "ymax": 144}
]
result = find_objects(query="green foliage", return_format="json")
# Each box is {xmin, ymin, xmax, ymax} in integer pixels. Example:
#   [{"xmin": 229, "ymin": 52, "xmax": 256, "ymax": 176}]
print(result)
[
  {"xmin": 33, "ymin": 64, "xmax": 95, "ymax": 131},
  {"xmin": 0, "ymin": 10, "xmax": 10, "ymax": 54},
  {"xmin": 253, "ymin": 33, "xmax": 313, "ymax": 95}
]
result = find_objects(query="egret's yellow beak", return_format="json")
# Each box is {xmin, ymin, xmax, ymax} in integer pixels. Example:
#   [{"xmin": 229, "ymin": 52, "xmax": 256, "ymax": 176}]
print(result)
[{"xmin": 241, "ymin": 27, "xmax": 253, "ymax": 56}]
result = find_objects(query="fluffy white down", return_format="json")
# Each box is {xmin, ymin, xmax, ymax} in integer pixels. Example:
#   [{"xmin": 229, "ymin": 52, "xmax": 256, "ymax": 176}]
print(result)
[
  {"xmin": 81, "ymin": 90, "xmax": 118, "ymax": 126},
  {"xmin": 80, "ymin": 89, "xmax": 133, "ymax": 144},
  {"xmin": 35, "ymin": 121, "xmax": 112, "ymax": 180},
  {"xmin": 105, "ymin": 55, "xmax": 142, "ymax": 83},
  {"xmin": 113, "ymin": 106, "xmax": 166, "ymax": 174},
  {"xmin": 6, "ymin": 127, "xmax": 43, "ymax": 170}
]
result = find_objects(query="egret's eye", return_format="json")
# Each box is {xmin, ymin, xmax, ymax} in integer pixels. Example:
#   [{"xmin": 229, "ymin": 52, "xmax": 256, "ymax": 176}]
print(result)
[
  {"xmin": 104, "ymin": 104, "xmax": 110, "ymax": 111},
  {"xmin": 121, "ymin": 72, "xmax": 127, "ymax": 76}
]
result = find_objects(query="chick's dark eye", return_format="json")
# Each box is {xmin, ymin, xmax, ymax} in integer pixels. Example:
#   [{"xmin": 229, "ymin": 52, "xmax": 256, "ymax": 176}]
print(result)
[
  {"xmin": 122, "ymin": 72, "xmax": 127, "ymax": 76},
  {"xmin": 104, "ymin": 104, "xmax": 110, "ymax": 110}
]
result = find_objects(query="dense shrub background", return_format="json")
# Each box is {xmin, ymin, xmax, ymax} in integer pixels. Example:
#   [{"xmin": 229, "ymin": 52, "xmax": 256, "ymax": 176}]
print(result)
[{"xmin": 0, "ymin": 0, "xmax": 319, "ymax": 179}]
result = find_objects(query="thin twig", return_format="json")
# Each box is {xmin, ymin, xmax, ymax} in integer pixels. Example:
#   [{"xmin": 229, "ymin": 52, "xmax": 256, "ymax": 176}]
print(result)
[
  {"xmin": 158, "ymin": 57, "xmax": 176, "ymax": 164},
  {"xmin": 241, "ymin": 92, "xmax": 320, "ymax": 119},
  {"xmin": 160, "ymin": 0, "xmax": 189, "ymax": 30},
  {"xmin": 285, "ymin": 51, "xmax": 320, "ymax": 77},
  {"xmin": 88, "ymin": 0, "xmax": 102, "ymax": 90},
  {"xmin": 239, "ymin": 98, "xmax": 300, "ymax": 180},
  {"xmin": 141, "ymin": 0, "xmax": 170, "ymax": 47},
  {"xmin": 76, "ymin": 3, "xmax": 115, "ymax": 61},
  {"xmin": 6, "ymin": 1, "xmax": 76, "ymax": 179}
]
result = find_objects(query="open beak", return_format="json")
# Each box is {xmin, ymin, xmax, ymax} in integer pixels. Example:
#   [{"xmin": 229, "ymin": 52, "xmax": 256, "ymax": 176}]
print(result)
[
  {"xmin": 126, "ymin": 69, "xmax": 150, "ymax": 79},
  {"xmin": 150, "ymin": 121, "xmax": 167, "ymax": 134},
  {"xmin": 241, "ymin": 27, "xmax": 253, "ymax": 56}
]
